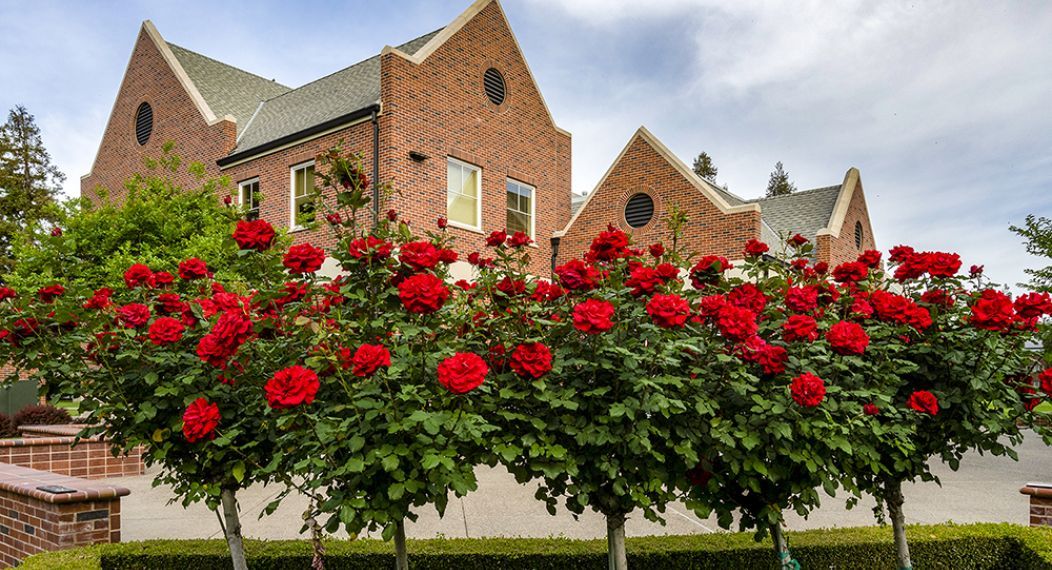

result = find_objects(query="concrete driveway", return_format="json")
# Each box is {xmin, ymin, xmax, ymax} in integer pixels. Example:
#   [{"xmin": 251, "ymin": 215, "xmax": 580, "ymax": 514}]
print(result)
[{"xmin": 109, "ymin": 433, "xmax": 1052, "ymax": 542}]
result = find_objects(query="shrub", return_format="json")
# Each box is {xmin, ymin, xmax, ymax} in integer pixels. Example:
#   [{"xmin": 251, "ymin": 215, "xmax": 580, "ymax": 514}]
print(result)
[
  {"xmin": 0, "ymin": 413, "xmax": 17, "ymax": 438},
  {"xmin": 13, "ymin": 403, "xmax": 71, "ymax": 426}
]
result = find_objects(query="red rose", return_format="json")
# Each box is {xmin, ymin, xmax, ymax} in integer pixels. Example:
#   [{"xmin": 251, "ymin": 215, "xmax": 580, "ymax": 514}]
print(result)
[
  {"xmin": 740, "ymin": 336, "xmax": 787, "ymax": 376},
  {"xmin": 904, "ymin": 305, "xmax": 933, "ymax": 332},
  {"xmin": 284, "ymin": 243, "xmax": 326, "ymax": 274},
  {"xmin": 969, "ymin": 265, "xmax": 984, "ymax": 277},
  {"xmin": 265, "ymin": 365, "xmax": 320, "ymax": 409},
  {"xmin": 496, "ymin": 277, "xmax": 527, "ymax": 297},
  {"xmin": 508, "ymin": 231, "xmax": 532, "ymax": 248},
  {"xmin": 625, "ymin": 266, "xmax": 664, "ymax": 297},
  {"xmin": 350, "ymin": 344, "xmax": 391, "ymax": 378},
  {"xmin": 690, "ymin": 256, "xmax": 732, "ymax": 288},
  {"xmin": 649, "ymin": 243, "xmax": 665, "ymax": 258},
  {"xmin": 398, "ymin": 273, "xmax": 450, "ymax": 314},
  {"xmin": 907, "ymin": 390, "xmax": 939, "ymax": 415},
  {"xmin": 117, "ymin": 303, "xmax": 151, "ymax": 328},
  {"xmin": 437, "ymin": 352, "xmax": 488, "ymax": 394},
  {"xmin": 467, "ymin": 252, "xmax": 494, "ymax": 268},
  {"xmin": 399, "ymin": 241, "xmax": 442, "ymax": 271},
  {"xmin": 36, "ymin": 284, "xmax": 65, "ymax": 303},
  {"xmin": 326, "ymin": 213, "xmax": 342, "ymax": 226},
  {"xmin": 178, "ymin": 258, "xmax": 210, "ymax": 280},
  {"xmin": 437, "ymin": 216, "xmax": 448, "ymax": 229},
  {"xmin": 889, "ymin": 245, "xmax": 915, "ymax": 264},
  {"xmin": 783, "ymin": 314, "xmax": 818, "ymax": 343},
  {"xmin": 826, "ymin": 321, "xmax": 869, "ymax": 355},
  {"xmin": 856, "ymin": 250, "xmax": 882, "ymax": 268},
  {"xmin": 486, "ymin": 230, "xmax": 508, "ymax": 247},
  {"xmin": 0, "ymin": 287, "xmax": 15, "ymax": 301},
  {"xmin": 832, "ymin": 261, "xmax": 869, "ymax": 283},
  {"xmin": 155, "ymin": 293, "xmax": 185, "ymax": 315},
  {"xmin": 510, "ymin": 343, "xmax": 553, "ymax": 379},
  {"xmin": 1040, "ymin": 368, "xmax": 1052, "ymax": 396},
  {"xmin": 348, "ymin": 236, "xmax": 394, "ymax": 260},
  {"xmin": 124, "ymin": 264, "xmax": 153, "ymax": 289},
  {"xmin": 530, "ymin": 281, "xmax": 564, "ymax": 303},
  {"xmin": 646, "ymin": 294, "xmax": 691, "ymax": 328},
  {"xmin": 788, "ymin": 234, "xmax": 809, "ymax": 247},
  {"xmin": 232, "ymin": 219, "xmax": 276, "ymax": 251},
  {"xmin": 863, "ymin": 403, "xmax": 880, "ymax": 416},
  {"xmin": 813, "ymin": 262, "xmax": 829, "ymax": 275},
  {"xmin": 790, "ymin": 372, "xmax": 825, "ymax": 407},
  {"xmin": 743, "ymin": 238, "xmax": 769, "ymax": 257},
  {"xmin": 893, "ymin": 252, "xmax": 929, "ymax": 281},
  {"xmin": 387, "ymin": 209, "xmax": 398, "ymax": 221},
  {"xmin": 148, "ymin": 317, "xmax": 185, "ymax": 346},
  {"xmin": 212, "ymin": 309, "xmax": 254, "ymax": 347},
  {"xmin": 785, "ymin": 286, "xmax": 819, "ymax": 313},
  {"xmin": 686, "ymin": 463, "xmax": 713, "ymax": 487},
  {"xmin": 850, "ymin": 296, "xmax": 874, "ymax": 320},
  {"xmin": 927, "ymin": 252, "xmax": 961, "ymax": 278},
  {"xmin": 1015, "ymin": 292, "xmax": 1052, "ymax": 319},
  {"xmin": 970, "ymin": 289, "xmax": 1016, "ymax": 331},
  {"xmin": 555, "ymin": 259, "xmax": 602, "ymax": 291},
  {"xmin": 438, "ymin": 249, "xmax": 458, "ymax": 264},
  {"xmin": 196, "ymin": 334, "xmax": 236, "ymax": 368},
  {"xmin": 83, "ymin": 288, "xmax": 114, "ymax": 310},
  {"xmin": 182, "ymin": 397, "xmax": 220, "ymax": 443},
  {"xmin": 50, "ymin": 227, "xmax": 62, "ymax": 237},
  {"xmin": 697, "ymin": 294, "xmax": 728, "ymax": 320},
  {"xmin": 920, "ymin": 289, "xmax": 954, "ymax": 308},
  {"xmin": 728, "ymin": 283, "xmax": 767, "ymax": 313},
  {"xmin": 573, "ymin": 298, "xmax": 615, "ymax": 334},
  {"xmin": 715, "ymin": 305, "xmax": 758, "ymax": 342},
  {"xmin": 587, "ymin": 225, "xmax": 630, "ymax": 261},
  {"xmin": 148, "ymin": 271, "xmax": 175, "ymax": 288},
  {"xmin": 11, "ymin": 318, "xmax": 39, "ymax": 339}
]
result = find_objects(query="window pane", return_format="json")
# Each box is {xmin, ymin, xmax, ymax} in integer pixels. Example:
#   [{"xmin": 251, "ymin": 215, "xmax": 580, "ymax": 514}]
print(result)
[
  {"xmin": 447, "ymin": 160, "xmax": 479, "ymax": 227},
  {"xmin": 506, "ymin": 189, "xmax": 518, "ymax": 210},
  {"xmin": 461, "ymin": 166, "xmax": 478, "ymax": 199},
  {"xmin": 305, "ymin": 166, "xmax": 314, "ymax": 195},
  {"xmin": 507, "ymin": 210, "xmax": 528, "ymax": 235}
]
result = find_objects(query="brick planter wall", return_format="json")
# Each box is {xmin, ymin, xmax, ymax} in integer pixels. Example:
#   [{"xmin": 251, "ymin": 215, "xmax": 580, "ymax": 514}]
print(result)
[
  {"xmin": 0, "ymin": 426, "xmax": 143, "ymax": 479},
  {"xmin": 1021, "ymin": 483, "xmax": 1052, "ymax": 527},
  {"xmin": 0, "ymin": 463, "xmax": 128, "ymax": 567}
]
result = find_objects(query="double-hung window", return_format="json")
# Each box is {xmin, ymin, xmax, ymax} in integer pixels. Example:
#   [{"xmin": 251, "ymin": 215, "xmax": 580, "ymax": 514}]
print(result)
[
  {"xmin": 505, "ymin": 178, "xmax": 534, "ymax": 239},
  {"xmin": 290, "ymin": 161, "xmax": 315, "ymax": 230},
  {"xmin": 446, "ymin": 157, "xmax": 481, "ymax": 231},
  {"xmin": 238, "ymin": 178, "xmax": 260, "ymax": 221}
]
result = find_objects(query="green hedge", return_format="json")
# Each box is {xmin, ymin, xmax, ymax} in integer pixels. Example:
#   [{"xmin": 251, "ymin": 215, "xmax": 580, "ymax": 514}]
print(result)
[{"xmin": 21, "ymin": 523, "xmax": 1052, "ymax": 569}]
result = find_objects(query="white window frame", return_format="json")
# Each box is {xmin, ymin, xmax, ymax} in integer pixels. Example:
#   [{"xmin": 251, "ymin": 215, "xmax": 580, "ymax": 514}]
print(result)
[
  {"xmin": 446, "ymin": 156, "xmax": 483, "ymax": 233},
  {"xmin": 289, "ymin": 160, "xmax": 315, "ymax": 231},
  {"xmin": 238, "ymin": 177, "xmax": 260, "ymax": 220},
  {"xmin": 505, "ymin": 178, "xmax": 535, "ymax": 241}
]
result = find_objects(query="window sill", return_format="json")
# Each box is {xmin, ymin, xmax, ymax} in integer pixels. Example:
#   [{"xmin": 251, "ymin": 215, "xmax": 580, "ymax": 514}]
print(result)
[
  {"xmin": 447, "ymin": 221, "xmax": 485, "ymax": 235},
  {"xmin": 288, "ymin": 226, "xmax": 309, "ymax": 234}
]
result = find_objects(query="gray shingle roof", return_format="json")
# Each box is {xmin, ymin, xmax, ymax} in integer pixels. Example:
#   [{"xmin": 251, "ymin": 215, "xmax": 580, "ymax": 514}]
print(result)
[
  {"xmin": 166, "ymin": 43, "xmax": 291, "ymax": 135},
  {"xmin": 231, "ymin": 30, "xmax": 441, "ymax": 154},
  {"xmin": 749, "ymin": 185, "xmax": 840, "ymax": 245}
]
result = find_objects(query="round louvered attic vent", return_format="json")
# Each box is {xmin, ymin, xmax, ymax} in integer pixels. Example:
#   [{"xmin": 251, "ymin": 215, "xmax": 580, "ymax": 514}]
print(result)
[
  {"xmin": 625, "ymin": 193, "xmax": 655, "ymax": 228},
  {"xmin": 855, "ymin": 221, "xmax": 864, "ymax": 249},
  {"xmin": 135, "ymin": 102, "xmax": 153, "ymax": 146},
  {"xmin": 483, "ymin": 68, "xmax": 506, "ymax": 105}
]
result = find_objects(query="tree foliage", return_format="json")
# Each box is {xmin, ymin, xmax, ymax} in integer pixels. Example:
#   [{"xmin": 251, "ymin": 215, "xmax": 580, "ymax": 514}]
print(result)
[
  {"xmin": 692, "ymin": 152, "xmax": 718, "ymax": 182},
  {"xmin": 765, "ymin": 161, "xmax": 796, "ymax": 197},
  {"xmin": 1012, "ymin": 214, "xmax": 1052, "ymax": 293}
]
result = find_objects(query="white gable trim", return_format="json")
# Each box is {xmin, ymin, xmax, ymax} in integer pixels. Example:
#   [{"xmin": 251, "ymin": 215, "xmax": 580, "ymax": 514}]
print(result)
[
  {"xmin": 555, "ymin": 126, "xmax": 759, "ymax": 238},
  {"xmin": 380, "ymin": 0, "xmax": 570, "ymax": 137},
  {"xmin": 816, "ymin": 167, "xmax": 861, "ymax": 239}
]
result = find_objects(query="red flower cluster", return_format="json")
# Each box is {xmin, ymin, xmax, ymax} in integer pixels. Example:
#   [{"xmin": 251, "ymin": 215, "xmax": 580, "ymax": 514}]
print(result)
[
  {"xmin": 510, "ymin": 343, "xmax": 553, "ymax": 380},
  {"xmin": 350, "ymin": 344, "xmax": 391, "ymax": 378},
  {"xmin": 348, "ymin": 236, "xmax": 394, "ymax": 260},
  {"xmin": 284, "ymin": 243, "xmax": 326, "ymax": 274},
  {"xmin": 555, "ymin": 259, "xmax": 602, "ymax": 291},
  {"xmin": 83, "ymin": 288, "xmax": 114, "ymax": 310},
  {"xmin": 117, "ymin": 303, "xmax": 151, "ymax": 328},
  {"xmin": 265, "ymin": 365, "xmax": 320, "ymax": 409},
  {"xmin": 0, "ymin": 287, "xmax": 15, "ymax": 301},
  {"xmin": 891, "ymin": 249, "xmax": 962, "ymax": 281},
  {"xmin": 398, "ymin": 273, "xmax": 450, "ymax": 314},
  {"xmin": 783, "ymin": 315, "xmax": 818, "ymax": 343},
  {"xmin": 715, "ymin": 305, "xmax": 757, "ymax": 342},
  {"xmin": 743, "ymin": 239, "xmax": 769, "ymax": 257},
  {"xmin": 1014, "ymin": 292, "xmax": 1052, "ymax": 320},
  {"xmin": 907, "ymin": 390, "xmax": 939, "ymax": 415},
  {"xmin": 741, "ymin": 336, "xmax": 788, "ymax": 376},
  {"xmin": 785, "ymin": 286, "xmax": 819, "ymax": 314},
  {"xmin": 437, "ymin": 352, "xmax": 488, "ymax": 394},
  {"xmin": 196, "ymin": 309, "xmax": 253, "ymax": 368},
  {"xmin": 573, "ymin": 299, "xmax": 615, "ymax": 334},
  {"xmin": 232, "ymin": 219, "xmax": 276, "ymax": 251},
  {"xmin": 728, "ymin": 283, "xmax": 767, "ymax": 313},
  {"xmin": 832, "ymin": 261, "xmax": 868, "ymax": 284},
  {"xmin": 178, "ymin": 258, "xmax": 209, "ymax": 280},
  {"xmin": 869, "ymin": 291, "xmax": 932, "ymax": 332},
  {"xmin": 625, "ymin": 263, "xmax": 679, "ymax": 297},
  {"xmin": 970, "ymin": 289, "xmax": 1016, "ymax": 331},
  {"xmin": 646, "ymin": 294, "xmax": 691, "ymax": 328},
  {"xmin": 148, "ymin": 317, "xmax": 185, "ymax": 346},
  {"xmin": 826, "ymin": 321, "xmax": 869, "ymax": 355},
  {"xmin": 790, "ymin": 372, "xmax": 826, "ymax": 407},
  {"xmin": 124, "ymin": 264, "xmax": 153, "ymax": 289},
  {"xmin": 182, "ymin": 398, "xmax": 220, "ymax": 443},
  {"xmin": 36, "ymin": 284, "xmax": 65, "ymax": 303},
  {"xmin": 587, "ymin": 225, "xmax": 631, "ymax": 262},
  {"xmin": 690, "ymin": 255, "xmax": 732, "ymax": 288},
  {"xmin": 399, "ymin": 241, "xmax": 442, "ymax": 271}
]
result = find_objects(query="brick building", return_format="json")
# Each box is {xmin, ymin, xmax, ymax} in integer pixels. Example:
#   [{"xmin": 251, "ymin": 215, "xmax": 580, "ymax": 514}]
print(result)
[{"xmin": 81, "ymin": 0, "xmax": 874, "ymax": 276}]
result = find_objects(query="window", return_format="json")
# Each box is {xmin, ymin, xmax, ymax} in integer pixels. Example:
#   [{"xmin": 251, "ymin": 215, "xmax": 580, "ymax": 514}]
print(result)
[
  {"xmin": 238, "ymin": 178, "xmax": 260, "ymax": 221},
  {"xmin": 855, "ymin": 221, "xmax": 864, "ymax": 249},
  {"xmin": 447, "ymin": 157, "xmax": 481, "ymax": 230},
  {"xmin": 290, "ymin": 162, "xmax": 315, "ymax": 230},
  {"xmin": 506, "ymin": 179, "xmax": 534, "ymax": 239}
]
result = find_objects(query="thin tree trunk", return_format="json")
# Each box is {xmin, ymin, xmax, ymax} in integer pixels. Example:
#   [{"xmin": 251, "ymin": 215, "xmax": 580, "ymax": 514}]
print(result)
[
  {"xmin": 606, "ymin": 512, "xmax": 628, "ymax": 570},
  {"xmin": 220, "ymin": 487, "xmax": 249, "ymax": 570},
  {"xmin": 771, "ymin": 520, "xmax": 798, "ymax": 569},
  {"xmin": 885, "ymin": 479, "xmax": 912, "ymax": 570},
  {"xmin": 394, "ymin": 519, "xmax": 408, "ymax": 570}
]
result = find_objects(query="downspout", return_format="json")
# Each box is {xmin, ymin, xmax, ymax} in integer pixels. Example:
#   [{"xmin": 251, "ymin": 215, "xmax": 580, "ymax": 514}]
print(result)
[
  {"xmin": 550, "ymin": 236, "xmax": 561, "ymax": 279},
  {"xmin": 371, "ymin": 107, "xmax": 380, "ymax": 228}
]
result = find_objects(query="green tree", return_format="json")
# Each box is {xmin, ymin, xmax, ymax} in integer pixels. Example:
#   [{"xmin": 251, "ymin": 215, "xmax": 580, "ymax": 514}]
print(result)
[
  {"xmin": 1012, "ymin": 215, "xmax": 1052, "ymax": 293},
  {"xmin": 0, "ymin": 105, "xmax": 66, "ymax": 275},
  {"xmin": 765, "ymin": 161, "xmax": 796, "ymax": 197},
  {"xmin": 692, "ymin": 151, "xmax": 718, "ymax": 182}
]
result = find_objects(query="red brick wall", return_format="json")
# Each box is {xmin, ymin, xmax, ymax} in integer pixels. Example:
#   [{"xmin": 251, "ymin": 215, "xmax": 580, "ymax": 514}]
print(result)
[
  {"xmin": 81, "ymin": 26, "xmax": 235, "ymax": 204},
  {"xmin": 379, "ymin": 1, "xmax": 572, "ymax": 276},
  {"xmin": 559, "ymin": 134, "xmax": 761, "ymax": 264},
  {"xmin": 818, "ymin": 180, "xmax": 876, "ymax": 266},
  {"xmin": 0, "ymin": 438, "xmax": 143, "ymax": 480},
  {"xmin": 0, "ymin": 493, "xmax": 122, "ymax": 566}
]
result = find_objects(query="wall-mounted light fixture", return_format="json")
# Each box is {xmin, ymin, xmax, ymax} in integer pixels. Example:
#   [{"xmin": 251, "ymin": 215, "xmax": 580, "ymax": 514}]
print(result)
[{"xmin": 408, "ymin": 151, "xmax": 429, "ymax": 162}]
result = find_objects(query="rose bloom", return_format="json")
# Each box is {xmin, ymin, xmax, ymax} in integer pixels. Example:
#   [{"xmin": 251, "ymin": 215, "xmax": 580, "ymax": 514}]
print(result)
[
  {"xmin": 785, "ymin": 286, "xmax": 819, "ymax": 314},
  {"xmin": 196, "ymin": 333, "xmax": 236, "ymax": 368},
  {"xmin": 265, "ymin": 365, "xmax": 320, "ymax": 409},
  {"xmin": 832, "ymin": 261, "xmax": 869, "ymax": 283},
  {"xmin": 893, "ymin": 252, "xmax": 929, "ymax": 281},
  {"xmin": 740, "ymin": 336, "xmax": 787, "ymax": 376},
  {"xmin": 555, "ymin": 259, "xmax": 602, "ymax": 291},
  {"xmin": 697, "ymin": 294, "xmax": 728, "ymax": 320},
  {"xmin": 284, "ymin": 243, "xmax": 326, "ymax": 274},
  {"xmin": 625, "ymin": 266, "xmax": 665, "ymax": 297},
  {"xmin": 857, "ymin": 250, "xmax": 882, "ymax": 268},
  {"xmin": 690, "ymin": 255, "xmax": 732, "ymax": 288},
  {"xmin": 510, "ymin": 342, "xmax": 553, "ymax": 379},
  {"xmin": 117, "ymin": 303, "xmax": 151, "ymax": 328},
  {"xmin": 728, "ymin": 283, "xmax": 767, "ymax": 313},
  {"xmin": 1040, "ymin": 368, "xmax": 1052, "ymax": 396},
  {"xmin": 508, "ymin": 231, "xmax": 532, "ymax": 248},
  {"xmin": 0, "ymin": 287, "xmax": 15, "ymax": 301},
  {"xmin": 790, "ymin": 372, "xmax": 826, "ymax": 408},
  {"xmin": 715, "ymin": 305, "xmax": 758, "ymax": 342},
  {"xmin": 573, "ymin": 298, "xmax": 615, "ymax": 334},
  {"xmin": 437, "ymin": 352, "xmax": 489, "ymax": 394},
  {"xmin": 178, "ymin": 258, "xmax": 209, "ymax": 280},
  {"xmin": 1015, "ymin": 292, "xmax": 1052, "ymax": 319},
  {"xmin": 649, "ymin": 243, "xmax": 665, "ymax": 258},
  {"xmin": 212, "ymin": 309, "xmax": 254, "ymax": 347},
  {"xmin": 467, "ymin": 252, "xmax": 494, "ymax": 268},
  {"xmin": 348, "ymin": 236, "xmax": 394, "ymax": 260},
  {"xmin": 350, "ymin": 344, "xmax": 391, "ymax": 378},
  {"xmin": 530, "ymin": 280, "xmax": 564, "ymax": 303},
  {"xmin": 496, "ymin": 277, "xmax": 527, "ymax": 298},
  {"xmin": 148, "ymin": 317, "xmax": 185, "ymax": 346},
  {"xmin": 850, "ymin": 296, "xmax": 874, "ymax": 320},
  {"xmin": 587, "ymin": 225, "xmax": 631, "ymax": 261},
  {"xmin": 36, "ymin": 284, "xmax": 65, "ymax": 303},
  {"xmin": 743, "ymin": 238, "xmax": 769, "ymax": 257},
  {"xmin": 646, "ymin": 294, "xmax": 691, "ymax": 328},
  {"xmin": 148, "ymin": 271, "xmax": 175, "ymax": 288},
  {"xmin": 920, "ymin": 289, "xmax": 955, "ymax": 308},
  {"xmin": 783, "ymin": 314, "xmax": 818, "ymax": 343},
  {"xmin": 788, "ymin": 234, "xmax": 809, "ymax": 247},
  {"xmin": 182, "ymin": 398, "xmax": 220, "ymax": 443},
  {"xmin": 907, "ymin": 390, "xmax": 939, "ymax": 415},
  {"xmin": 927, "ymin": 252, "xmax": 962, "ymax": 278},
  {"xmin": 124, "ymin": 263, "xmax": 153, "ymax": 289},
  {"xmin": 969, "ymin": 264, "xmax": 984, "ymax": 277},
  {"xmin": 826, "ymin": 321, "xmax": 869, "ymax": 355},
  {"xmin": 232, "ymin": 219, "xmax": 276, "ymax": 251},
  {"xmin": 486, "ymin": 230, "xmax": 508, "ymax": 247},
  {"xmin": 83, "ymin": 287, "xmax": 114, "ymax": 310},
  {"xmin": 863, "ymin": 403, "xmax": 880, "ymax": 416},
  {"xmin": 970, "ymin": 289, "xmax": 1016, "ymax": 331},
  {"xmin": 399, "ymin": 241, "xmax": 442, "ymax": 271},
  {"xmin": 398, "ymin": 273, "xmax": 450, "ymax": 314},
  {"xmin": 813, "ymin": 262, "xmax": 829, "ymax": 275},
  {"xmin": 889, "ymin": 245, "xmax": 915, "ymax": 264}
]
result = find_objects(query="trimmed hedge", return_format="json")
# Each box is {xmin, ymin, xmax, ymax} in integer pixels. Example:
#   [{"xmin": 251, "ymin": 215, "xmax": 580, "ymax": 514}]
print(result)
[{"xmin": 20, "ymin": 523, "xmax": 1052, "ymax": 570}]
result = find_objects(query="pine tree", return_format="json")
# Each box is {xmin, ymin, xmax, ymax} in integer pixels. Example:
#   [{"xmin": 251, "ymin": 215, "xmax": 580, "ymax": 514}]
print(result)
[
  {"xmin": 765, "ymin": 161, "xmax": 796, "ymax": 197},
  {"xmin": 692, "ymin": 152, "xmax": 718, "ymax": 182},
  {"xmin": 0, "ymin": 105, "xmax": 65, "ymax": 274}
]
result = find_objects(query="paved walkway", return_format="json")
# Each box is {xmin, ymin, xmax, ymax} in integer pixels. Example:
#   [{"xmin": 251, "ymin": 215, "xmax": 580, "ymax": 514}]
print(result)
[{"xmin": 109, "ymin": 433, "xmax": 1051, "ymax": 542}]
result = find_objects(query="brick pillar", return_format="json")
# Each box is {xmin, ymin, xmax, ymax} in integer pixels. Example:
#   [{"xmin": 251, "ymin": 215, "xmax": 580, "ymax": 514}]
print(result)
[{"xmin": 1019, "ymin": 483, "xmax": 1052, "ymax": 527}]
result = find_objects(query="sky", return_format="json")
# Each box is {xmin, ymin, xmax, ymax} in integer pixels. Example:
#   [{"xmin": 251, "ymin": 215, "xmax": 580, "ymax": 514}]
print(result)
[{"xmin": 1, "ymin": 0, "xmax": 1049, "ymax": 289}]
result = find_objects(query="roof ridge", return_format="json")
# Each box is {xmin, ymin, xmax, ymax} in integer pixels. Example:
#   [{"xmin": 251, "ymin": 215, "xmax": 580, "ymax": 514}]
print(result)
[
  {"xmin": 747, "ymin": 184, "xmax": 840, "ymax": 203},
  {"xmin": 166, "ymin": 42, "xmax": 291, "ymax": 90}
]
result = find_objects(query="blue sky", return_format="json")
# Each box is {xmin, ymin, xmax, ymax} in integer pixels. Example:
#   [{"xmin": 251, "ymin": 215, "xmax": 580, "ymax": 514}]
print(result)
[{"xmin": 1, "ymin": 0, "xmax": 1050, "ymax": 288}]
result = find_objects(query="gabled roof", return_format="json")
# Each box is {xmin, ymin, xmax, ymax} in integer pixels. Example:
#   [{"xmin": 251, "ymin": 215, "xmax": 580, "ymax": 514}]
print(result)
[
  {"xmin": 231, "ymin": 30, "xmax": 440, "ymax": 154},
  {"xmin": 748, "ymin": 185, "xmax": 842, "ymax": 245},
  {"xmin": 166, "ymin": 43, "xmax": 291, "ymax": 136}
]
